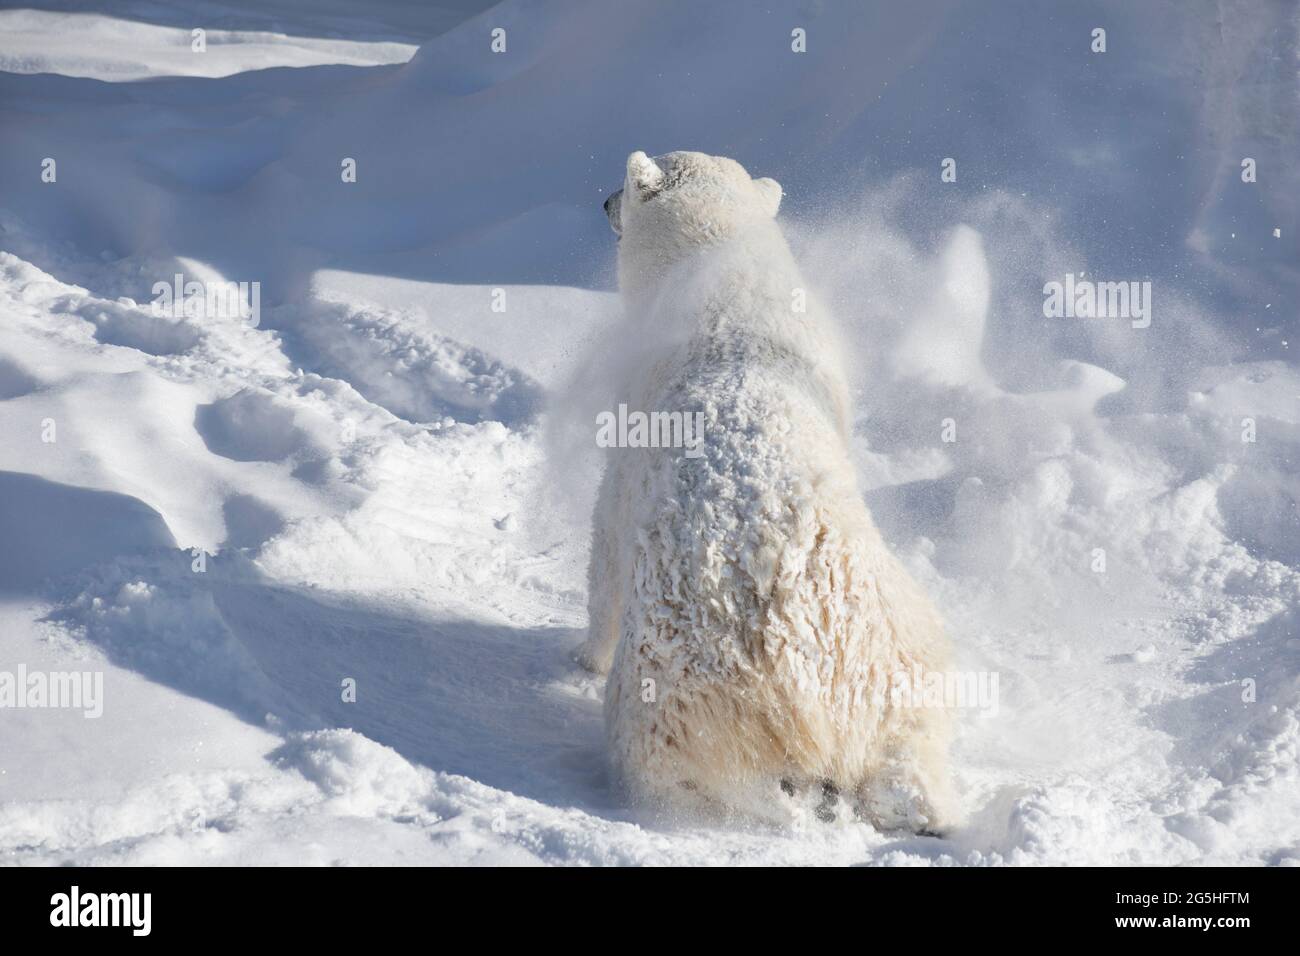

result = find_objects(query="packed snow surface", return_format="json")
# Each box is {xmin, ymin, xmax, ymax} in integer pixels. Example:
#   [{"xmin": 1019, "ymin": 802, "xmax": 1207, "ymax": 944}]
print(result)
[{"xmin": 0, "ymin": 0, "xmax": 1296, "ymax": 865}]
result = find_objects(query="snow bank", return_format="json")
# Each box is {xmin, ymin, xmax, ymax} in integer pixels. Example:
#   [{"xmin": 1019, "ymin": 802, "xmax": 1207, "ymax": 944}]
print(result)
[{"xmin": 0, "ymin": 10, "xmax": 416, "ymax": 81}]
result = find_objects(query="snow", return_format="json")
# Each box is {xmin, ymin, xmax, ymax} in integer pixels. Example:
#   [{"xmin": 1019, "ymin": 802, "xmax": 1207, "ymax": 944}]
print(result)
[
  {"xmin": 0, "ymin": 9, "xmax": 418, "ymax": 81},
  {"xmin": 0, "ymin": 0, "xmax": 1297, "ymax": 865}
]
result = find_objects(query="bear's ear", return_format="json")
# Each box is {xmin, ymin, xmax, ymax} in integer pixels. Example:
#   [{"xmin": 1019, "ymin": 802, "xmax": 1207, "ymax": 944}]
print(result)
[
  {"xmin": 627, "ymin": 151, "xmax": 665, "ymax": 198},
  {"xmin": 755, "ymin": 177, "xmax": 782, "ymax": 217}
]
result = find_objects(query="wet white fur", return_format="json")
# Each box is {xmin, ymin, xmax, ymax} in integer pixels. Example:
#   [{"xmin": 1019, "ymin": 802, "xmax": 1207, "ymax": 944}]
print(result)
[{"xmin": 579, "ymin": 151, "xmax": 956, "ymax": 829}]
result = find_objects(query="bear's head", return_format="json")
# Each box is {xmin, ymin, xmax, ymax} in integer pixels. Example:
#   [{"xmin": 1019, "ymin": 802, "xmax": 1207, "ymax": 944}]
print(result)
[{"xmin": 605, "ymin": 151, "xmax": 782, "ymax": 294}]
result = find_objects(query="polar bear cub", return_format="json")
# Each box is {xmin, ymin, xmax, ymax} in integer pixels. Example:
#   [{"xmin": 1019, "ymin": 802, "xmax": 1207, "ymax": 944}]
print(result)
[{"xmin": 578, "ymin": 150, "xmax": 956, "ymax": 831}]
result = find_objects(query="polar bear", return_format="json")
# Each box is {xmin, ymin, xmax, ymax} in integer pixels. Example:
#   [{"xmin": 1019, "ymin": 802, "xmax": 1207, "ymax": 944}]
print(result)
[{"xmin": 577, "ymin": 151, "xmax": 957, "ymax": 831}]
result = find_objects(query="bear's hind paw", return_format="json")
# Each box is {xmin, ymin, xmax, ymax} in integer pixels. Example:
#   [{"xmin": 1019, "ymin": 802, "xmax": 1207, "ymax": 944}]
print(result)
[{"xmin": 571, "ymin": 640, "xmax": 613, "ymax": 675}]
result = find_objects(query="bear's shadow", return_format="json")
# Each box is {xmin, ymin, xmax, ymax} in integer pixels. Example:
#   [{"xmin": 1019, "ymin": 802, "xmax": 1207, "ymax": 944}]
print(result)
[{"xmin": 23, "ymin": 519, "xmax": 612, "ymax": 814}]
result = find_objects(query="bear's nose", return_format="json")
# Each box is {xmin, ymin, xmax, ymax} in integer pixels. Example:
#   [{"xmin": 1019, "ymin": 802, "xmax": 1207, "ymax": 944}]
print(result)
[{"xmin": 603, "ymin": 196, "xmax": 613, "ymax": 213}]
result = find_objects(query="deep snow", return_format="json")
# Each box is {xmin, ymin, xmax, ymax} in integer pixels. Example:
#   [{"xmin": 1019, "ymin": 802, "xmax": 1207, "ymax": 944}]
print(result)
[{"xmin": 0, "ymin": 0, "xmax": 1297, "ymax": 865}]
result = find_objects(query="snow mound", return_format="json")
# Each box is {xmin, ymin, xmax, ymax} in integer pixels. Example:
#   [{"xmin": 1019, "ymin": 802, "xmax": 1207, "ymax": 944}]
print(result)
[{"xmin": 0, "ymin": 10, "xmax": 417, "ymax": 81}]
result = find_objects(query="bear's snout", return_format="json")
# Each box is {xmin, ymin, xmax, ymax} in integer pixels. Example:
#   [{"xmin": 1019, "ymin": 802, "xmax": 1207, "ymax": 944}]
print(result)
[{"xmin": 604, "ymin": 189, "xmax": 623, "ymax": 236}]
